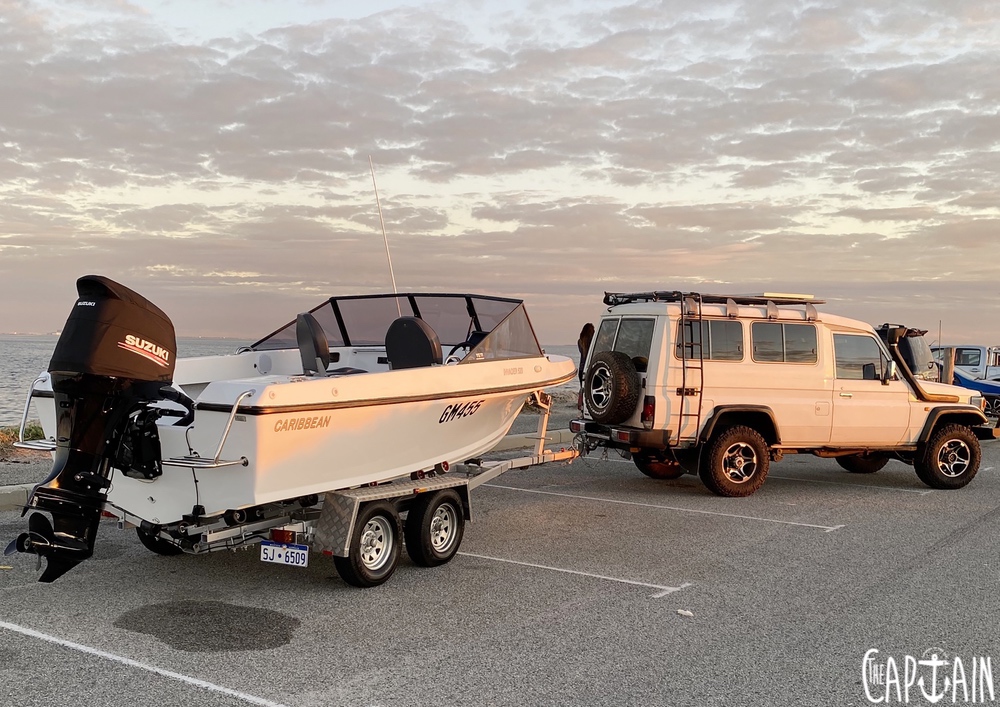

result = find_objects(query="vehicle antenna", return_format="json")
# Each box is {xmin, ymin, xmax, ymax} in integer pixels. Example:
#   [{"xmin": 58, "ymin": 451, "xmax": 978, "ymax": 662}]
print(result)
[{"xmin": 369, "ymin": 155, "xmax": 401, "ymax": 316}]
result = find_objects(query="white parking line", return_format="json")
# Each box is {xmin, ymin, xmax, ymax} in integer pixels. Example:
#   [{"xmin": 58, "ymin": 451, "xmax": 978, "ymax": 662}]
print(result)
[
  {"xmin": 458, "ymin": 551, "xmax": 692, "ymax": 598},
  {"xmin": 0, "ymin": 621, "xmax": 292, "ymax": 707},
  {"xmin": 768, "ymin": 475, "xmax": 934, "ymax": 495},
  {"xmin": 483, "ymin": 484, "xmax": 845, "ymax": 532}
]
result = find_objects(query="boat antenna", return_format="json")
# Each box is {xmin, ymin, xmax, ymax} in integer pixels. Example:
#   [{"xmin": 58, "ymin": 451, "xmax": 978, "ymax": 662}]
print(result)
[{"xmin": 369, "ymin": 155, "xmax": 401, "ymax": 316}]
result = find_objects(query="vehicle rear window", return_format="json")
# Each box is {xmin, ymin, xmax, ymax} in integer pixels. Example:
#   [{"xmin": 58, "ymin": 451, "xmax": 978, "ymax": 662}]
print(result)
[
  {"xmin": 751, "ymin": 322, "xmax": 817, "ymax": 363},
  {"xmin": 592, "ymin": 317, "xmax": 654, "ymax": 372},
  {"xmin": 615, "ymin": 319, "xmax": 655, "ymax": 371}
]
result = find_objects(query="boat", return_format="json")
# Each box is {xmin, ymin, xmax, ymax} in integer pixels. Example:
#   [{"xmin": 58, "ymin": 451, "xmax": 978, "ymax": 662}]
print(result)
[
  {"xmin": 7, "ymin": 275, "xmax": 576, "ymax": 583},
  {"xmin": 951, "ymin": 369, "xmax": 1000, "ymax": 416}
]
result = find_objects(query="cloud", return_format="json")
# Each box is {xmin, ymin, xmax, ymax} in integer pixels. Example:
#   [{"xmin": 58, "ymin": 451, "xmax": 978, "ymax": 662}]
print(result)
[{"xmin": 1, "ymin": 0, "xmax": 999, "ymax": 344}]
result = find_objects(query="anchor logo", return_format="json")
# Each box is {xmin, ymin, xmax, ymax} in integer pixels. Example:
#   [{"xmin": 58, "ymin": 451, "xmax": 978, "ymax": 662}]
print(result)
[{"xmin": 917, "ymin": 649, "xmax": 950, "ymax": 704}]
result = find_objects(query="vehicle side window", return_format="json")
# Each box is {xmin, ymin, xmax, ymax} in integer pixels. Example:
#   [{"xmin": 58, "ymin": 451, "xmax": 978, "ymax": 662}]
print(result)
[
  {"xmin": 675, "ymin": 320, "xmax": 743, "ymax": 361},
  {"xmin": 955, "ymin": 348, "xmax": 982, "ymax": 367},
  {"xmin": 834, "ymin": 334, "xmax": 887, "ymax": 379},
  {"xmin": 751, "ymin": 322, "xmax": 817, "ymax": 363}
]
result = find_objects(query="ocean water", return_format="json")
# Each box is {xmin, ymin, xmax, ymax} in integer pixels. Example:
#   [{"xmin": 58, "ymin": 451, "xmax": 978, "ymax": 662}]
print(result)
[
  {"xmin": 0, "ymin": 336, "xmax": 581, "ymax": 427},
  {"xmin": 0, "ymin": 335, "xmax": 249, "ymax": 427}
]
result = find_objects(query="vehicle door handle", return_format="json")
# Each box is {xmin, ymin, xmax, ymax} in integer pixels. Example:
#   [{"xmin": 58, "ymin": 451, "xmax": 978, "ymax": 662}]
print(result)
[{"xmin": 839, "ymin": 392, "xmax": 853, "ymax": 398}]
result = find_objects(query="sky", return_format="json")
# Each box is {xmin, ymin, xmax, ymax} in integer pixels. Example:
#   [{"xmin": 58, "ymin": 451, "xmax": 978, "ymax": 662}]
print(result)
[{"xmin": 1, "ymin": 0, "xmax": 999, "ymax": 345}]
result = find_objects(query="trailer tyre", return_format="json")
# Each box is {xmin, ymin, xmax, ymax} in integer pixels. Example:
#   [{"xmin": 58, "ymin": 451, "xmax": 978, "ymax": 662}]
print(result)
[
  {"xmin": 914, "ymin": 424, "xmax": 981, "ymax": 490},
  {"xmin": 136, "ymin": 527, "xmax": 184, "ymax": 556},
  {"xmin": 835, "ymin": 453, "xmax": 890, "ymax": 474},
  {"xmin": 405, "ymin": 489, "xmax": 465, "ymax": 567},
  {"xmin": 584, "ymin": 351, "xmax": 640, "ymax": 424},
  {"xmin": 335, "ymin": 502, "xmax": 402, "ymax": 587},
  {"xmin": 699, "ymin": 426, "xmax": 769, "ymax": 497},
  {"xmin": 633, "ymin": 450, "xmax": 686, "ymax": 480}
]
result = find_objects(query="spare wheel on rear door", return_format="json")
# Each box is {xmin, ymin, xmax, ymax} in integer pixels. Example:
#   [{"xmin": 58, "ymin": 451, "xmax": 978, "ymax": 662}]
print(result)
[{"xmin": 585, "ymin": 350, "xmax": 641, "ymax": 424}]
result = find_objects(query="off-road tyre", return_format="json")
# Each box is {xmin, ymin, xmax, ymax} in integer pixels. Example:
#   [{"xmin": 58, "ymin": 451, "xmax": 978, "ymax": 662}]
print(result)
[
  {"xmin": 404, "ymin": 489, "xmax": 465, "ymax": 567},
  {"xmin": 835, "ymin": 453, "xmax": 890, "ymax": 474},
  {"xmin": 584, "ymin": 351, "xmax": 641, "ymax": 425},
  {"xmin": 914, "ymin": 423, "xmax": 981, "ymax": 490},
  {"xmin": 699, "ymin": 426, "xmax": 770, "ymax": 497},
  {"xmin": 335, "ymin": 502, "xmax": 402, "ymax": 587},
  {"xmin": 136, "ymin": 527, "xmax": 184, "ymax": 556},
  {"xmin": 633, "ymin": 450, "xmax": 686, "ymax": 480}
]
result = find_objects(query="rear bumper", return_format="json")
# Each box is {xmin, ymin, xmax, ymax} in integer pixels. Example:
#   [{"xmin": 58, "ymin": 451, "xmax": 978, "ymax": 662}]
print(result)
[{"xmin": 569, "ymin": 419, "xmax": 673, "ymax": 449}]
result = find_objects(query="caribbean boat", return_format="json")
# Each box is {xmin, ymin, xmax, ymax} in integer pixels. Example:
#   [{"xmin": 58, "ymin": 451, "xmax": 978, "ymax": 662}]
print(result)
[{"xmin": 8, "ymin": 275, "xmax": 576, "ymax": 583}]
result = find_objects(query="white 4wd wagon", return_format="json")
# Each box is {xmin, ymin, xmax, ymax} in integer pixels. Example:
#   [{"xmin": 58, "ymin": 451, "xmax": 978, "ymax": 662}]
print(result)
[{"xmin": 570, "ymin": 291, "xmax": 998, "ymax": 497}]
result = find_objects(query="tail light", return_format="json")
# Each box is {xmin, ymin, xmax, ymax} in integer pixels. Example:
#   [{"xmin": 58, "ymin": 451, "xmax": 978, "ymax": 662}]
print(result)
[
  {"xmin": 270, "ymin": 529, "xmax": 296, "ymax": 544},
  {"xmin": 641, "ymin": 395, "xmax": 655, "ymax": 430}
]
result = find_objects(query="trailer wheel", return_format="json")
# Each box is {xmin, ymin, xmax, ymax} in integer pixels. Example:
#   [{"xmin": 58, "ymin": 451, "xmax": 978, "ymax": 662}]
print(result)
[
  {"xmin": 633, "ymin": 450, "xmax": 685, "ymax": 480},
  {"xmin": 135, "ymin": 527, "xmax": 184, "ymax": 556},
  {"xmin": 335, "ymin": 502, "xmax": 402, "ymax": 587},
  {"xmin": 914, "ymin": 424, "xmax": 981, "ymax": 490},
  {"xmin": 699, "ymin": 426, "xmax": 769, "ymax": 497},
  {"xmin": 835, "ymin": 453, "xmax": 890, "ymax": 474},
  {"xmin": 405, "ymin": 489, "xmax": 465, "ymax": 567}
]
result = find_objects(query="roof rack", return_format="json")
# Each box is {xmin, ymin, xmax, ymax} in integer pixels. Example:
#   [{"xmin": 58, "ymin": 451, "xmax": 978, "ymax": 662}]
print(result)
[{"xmin": 603, "ymin": 291, "xmax": 826, "ymax": 307}]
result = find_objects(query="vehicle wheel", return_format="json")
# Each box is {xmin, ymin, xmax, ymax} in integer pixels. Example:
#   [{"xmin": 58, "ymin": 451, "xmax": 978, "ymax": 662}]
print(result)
[
  {"xmin": 914, "ymin": 424, "xmax": 981, "ymax": 490},
  {"xmin": 135, "ymin": 527, "xmax": 184, "ymax": 556},
  {"xmin": 835, "ymin": 453, "xmax": 890, "ymax": 474},
  {"xmin": 404, "ymin": 489, "xmax": 465, "ymax": 567},
  {"xmin": 334, "ymin": 502, "xmax": 402, "ymax": 587},
  {"xmin": 633, "ymin": 450, "xmax": 685, "ymax": 480},
  {"xmin": 699, "ymin": 426, "xmax": 769, "ymax": 497},
  {"xmin": 584, "ymin": 351, "xmax": 640, "ymax": 425}
]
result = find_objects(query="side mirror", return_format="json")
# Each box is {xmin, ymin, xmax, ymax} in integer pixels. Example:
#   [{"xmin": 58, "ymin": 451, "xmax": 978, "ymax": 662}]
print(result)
[
  {"xmin": 883, "ymin": 361, "xmax": 897, "ymax": 384},
  {"xmin": 863, "ymin": 362, "xmax": 877, "ymax": 381}
]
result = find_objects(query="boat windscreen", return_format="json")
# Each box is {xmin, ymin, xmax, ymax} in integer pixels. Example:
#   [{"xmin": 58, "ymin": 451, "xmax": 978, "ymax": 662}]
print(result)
[
  {"xmin": 461, "ymin": 304, "xmax": 542, "ymax": 362},
  {"xmin": 250, "ymin": 293, "xmax": 523, "ymax": 350}
]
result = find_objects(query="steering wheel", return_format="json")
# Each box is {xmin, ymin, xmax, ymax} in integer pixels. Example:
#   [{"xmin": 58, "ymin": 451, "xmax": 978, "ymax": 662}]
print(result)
[{"xmin": 448, "ymin": 342, "xmax": 470, "ymax": 359}]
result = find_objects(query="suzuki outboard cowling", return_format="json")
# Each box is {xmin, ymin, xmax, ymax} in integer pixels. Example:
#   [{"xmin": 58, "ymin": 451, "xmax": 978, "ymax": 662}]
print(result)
[{"xmin": 13, "ymin": 275, "xmax": 177, "ymax": 582}]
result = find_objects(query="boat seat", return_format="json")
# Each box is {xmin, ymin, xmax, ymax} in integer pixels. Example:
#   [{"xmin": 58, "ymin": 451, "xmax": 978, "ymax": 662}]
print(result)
[
  {"xmin": 385, "ymin": 317, "xmax": 443, "ymax": 370},
  {"xmin": 296, "ymin": 312, "xmax": 330, "ymax": 376}
]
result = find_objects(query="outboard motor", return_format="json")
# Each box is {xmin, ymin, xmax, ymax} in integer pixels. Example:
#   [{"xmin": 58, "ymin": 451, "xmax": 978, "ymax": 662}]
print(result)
[{"xmin": 7, "ymin": 275, "xmax": 180, "ymax": 582}]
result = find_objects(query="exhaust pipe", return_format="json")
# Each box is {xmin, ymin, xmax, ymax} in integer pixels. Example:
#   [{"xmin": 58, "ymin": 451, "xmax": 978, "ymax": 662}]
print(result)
[{"xmin": 8, "ymin": 275, "xmax": 177, "ymax": 582}]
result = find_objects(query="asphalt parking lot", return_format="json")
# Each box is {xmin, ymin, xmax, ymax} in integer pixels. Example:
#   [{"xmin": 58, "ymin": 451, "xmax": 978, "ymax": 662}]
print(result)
[{"xmin": 2, "ymin": 441, "xmax": 999, "ymax": 707}]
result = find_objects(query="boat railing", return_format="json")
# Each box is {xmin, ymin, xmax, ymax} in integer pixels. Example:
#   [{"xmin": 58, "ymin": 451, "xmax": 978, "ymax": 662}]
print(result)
[
  {"xmin": 163, "ymin": 389, "xmax": 253, "ymax": 469},
  {"xmin": 13, "ymin": 375, "xmax": 57, "ymax": 453}
]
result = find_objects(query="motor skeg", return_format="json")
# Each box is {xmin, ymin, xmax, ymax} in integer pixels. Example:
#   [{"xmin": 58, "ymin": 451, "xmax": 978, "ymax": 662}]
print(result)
[{"xmin": 14, "ymin": 275, "xmax": 178, "ymax": 582}]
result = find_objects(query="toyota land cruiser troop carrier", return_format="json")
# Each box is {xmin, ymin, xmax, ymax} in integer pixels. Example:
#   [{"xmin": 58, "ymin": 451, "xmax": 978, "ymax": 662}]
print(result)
[{"xmin": 570, "ymin": 291, "xmax": 999, "ymax": 497}]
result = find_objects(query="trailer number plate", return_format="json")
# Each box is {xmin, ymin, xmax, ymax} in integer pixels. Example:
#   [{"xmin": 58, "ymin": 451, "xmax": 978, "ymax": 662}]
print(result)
[{"xmin": 260, "ymin": 541, "xmax": 309, "ymax": 567}]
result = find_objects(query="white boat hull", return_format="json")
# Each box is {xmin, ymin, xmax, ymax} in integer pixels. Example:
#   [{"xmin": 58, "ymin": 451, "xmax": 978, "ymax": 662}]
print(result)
[{"xmin": 103, "ymin": 354, "xmax": 574, "ymax": 524}]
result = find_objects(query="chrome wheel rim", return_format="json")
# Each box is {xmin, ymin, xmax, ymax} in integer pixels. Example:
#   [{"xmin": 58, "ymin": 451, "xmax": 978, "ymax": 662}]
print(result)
[
  {"xmin": 429, "ymin": 502, "xmax": 458, "ymax": 553},
  {"xmin": 588, "ymin": 362, "xmax": 612, "ymax": 411},
  {"xmin": 722, "ymin": 442, "xmax": 758, "ymax": 484},
  {"xmin": 359, "ymin": 516, "xmax": 394, "ymax": 571},
  {"xmin": 937, "ymin": 439, "xmax": 971, "ymax": 478}
]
